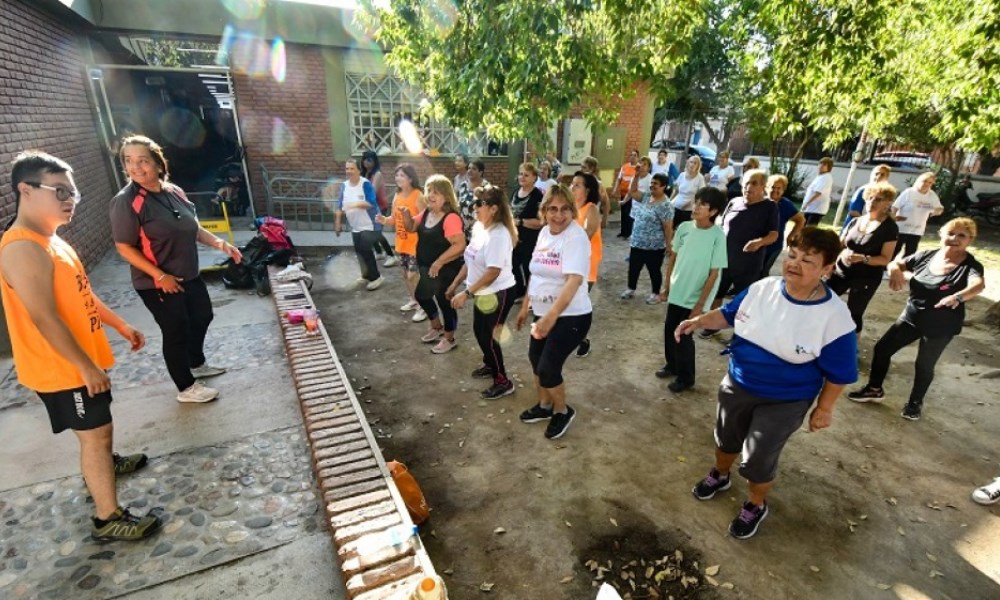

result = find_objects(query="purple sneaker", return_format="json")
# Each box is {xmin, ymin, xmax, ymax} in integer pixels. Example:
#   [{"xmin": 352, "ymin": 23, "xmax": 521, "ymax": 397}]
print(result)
[
  {"xmin": 729, "ymin": 501, "xmax": 768, "ymax": 539},
  {"xmin": 691, "ymin": 468, "xmax": 731, "ymax": 500}
]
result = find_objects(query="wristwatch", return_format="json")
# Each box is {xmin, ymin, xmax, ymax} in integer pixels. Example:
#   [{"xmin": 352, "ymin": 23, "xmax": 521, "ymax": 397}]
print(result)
[
  {"xmin": 465, "ymin": 289, "xmax": 474, "ymax": 298},
  {"xmin": 954, "ymin": 294, "xmax": 965, "ymax": 304},
  {"xmin": 862, "ymin": 255, "xmax": 870, "ymax": 265}
]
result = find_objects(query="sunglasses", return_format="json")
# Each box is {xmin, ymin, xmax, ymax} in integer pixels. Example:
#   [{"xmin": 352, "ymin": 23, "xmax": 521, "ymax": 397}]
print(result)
[
  {"xmin": 25, "ymin": 182, "xmax": 81, "ymax": 203},
  {"xmin": 473, "ymin": 199, "xmax": 495, "ymax": 208}
]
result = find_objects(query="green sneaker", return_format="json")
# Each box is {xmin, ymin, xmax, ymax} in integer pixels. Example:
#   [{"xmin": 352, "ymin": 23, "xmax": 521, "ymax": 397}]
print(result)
[
  {"xmin": 92, "ymin": 507, "xmax": 161, "ymax": 542},
  {"xmin": 113, "ymin": 452, "xmax": 148, "ymax": 475}
]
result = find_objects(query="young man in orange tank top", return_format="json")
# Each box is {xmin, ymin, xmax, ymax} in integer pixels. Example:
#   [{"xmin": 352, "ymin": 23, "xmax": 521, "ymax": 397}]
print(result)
[{"xmin": 0, "ymin": 152, "xmax": 161, "ymax": 541}]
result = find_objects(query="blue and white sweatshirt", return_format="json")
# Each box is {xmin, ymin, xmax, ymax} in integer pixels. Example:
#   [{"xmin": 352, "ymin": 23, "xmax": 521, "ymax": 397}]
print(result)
[
  {"xmin": 338, "ymin": 178, "xmax": 381, "ymax": 232},
  {"xmin": 720, "ymin": 277, "xmax": 858, "ymax": 401}
]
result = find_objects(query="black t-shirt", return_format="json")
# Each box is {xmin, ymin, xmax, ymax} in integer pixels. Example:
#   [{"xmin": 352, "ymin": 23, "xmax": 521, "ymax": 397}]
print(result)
[
  {"xmin": 109, "ymin": 182, "xmax": 201, "ymax": 290},
  {"xmin": 901, "ymin": 249, "xmax": 984, "ymax": 336},
  {"xmin": 511, "ymin": 188, "xmax": 542, "ymax": 250},
  {"xmin": 836, "ymin": 217, "xmax": 899, "ymax": 280},
  {"xmin": 721, "ymin": 197, "xmax": 779, "ymax": 272}
]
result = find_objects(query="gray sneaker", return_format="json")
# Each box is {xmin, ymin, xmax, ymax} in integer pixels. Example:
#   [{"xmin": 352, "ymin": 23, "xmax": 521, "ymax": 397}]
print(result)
[{"xmin": 191, "ymin": 364, "xmax": 226, "ymax": 379}]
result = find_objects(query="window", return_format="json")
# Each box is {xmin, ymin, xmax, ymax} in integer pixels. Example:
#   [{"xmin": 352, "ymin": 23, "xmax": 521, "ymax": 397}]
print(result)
[{"xmin": 346, "ymin": 72, "xmax": 504, "ymax": 156}]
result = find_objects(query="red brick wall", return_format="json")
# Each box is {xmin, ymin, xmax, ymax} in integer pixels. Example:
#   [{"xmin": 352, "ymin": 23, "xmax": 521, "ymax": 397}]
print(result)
[
  {"xmin": 0, "ymin": 0, "xmax": 118, "ymax": 268},
  {"xmin": 549, "ymin": 83, "xmax": 653, "ymax": 170}
]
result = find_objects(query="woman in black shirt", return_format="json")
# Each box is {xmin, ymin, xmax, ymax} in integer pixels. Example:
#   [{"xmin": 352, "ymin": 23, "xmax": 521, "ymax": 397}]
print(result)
[
  {"xmin": 510, "ymin": 162, "xmax": 543, "ymax": 301},
  {"xmin": 828, "ymin": 182, "xmax": 899, "ymax": 332},
  {"xmin": 848, "ymin": 218, "xmax": 985, "ymax": 420}
]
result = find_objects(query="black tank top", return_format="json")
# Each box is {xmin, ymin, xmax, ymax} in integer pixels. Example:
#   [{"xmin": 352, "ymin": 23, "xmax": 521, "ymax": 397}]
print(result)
[{"xmin": 416, "ymin": 211, "xmax": 463, "ymax": 268}]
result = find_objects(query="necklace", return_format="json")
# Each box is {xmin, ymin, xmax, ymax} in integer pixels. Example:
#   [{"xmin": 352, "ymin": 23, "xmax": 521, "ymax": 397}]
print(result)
[{"xmin": 806, "ymin": 283, "xmax": 824, "ymax": 301}]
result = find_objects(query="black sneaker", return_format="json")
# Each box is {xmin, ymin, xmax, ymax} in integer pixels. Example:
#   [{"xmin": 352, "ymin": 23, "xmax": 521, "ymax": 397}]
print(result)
[
  {"xmin": 92, "ymin": 507, "xmax": 162, "ymax": 542},
  {"xmin": 576, "ymin": 338, "xmax": 591, "ymax": 358},
  {"xmin": 544, "ymin": 406, "xmax": 576, "ymax": 439},
  {"xmin": 481, "ymin": 381, "xmax": 515, "ymax": 400},
  {"xmin": 692, "ymin": 468, "xmax": 731, "ymax": 500},
  {"xmin": 655, "ymin": 364, "xmax": 674, "ymax": 379},
  {"xmin": 729, "ymin": 501, "xmax": 768, "ymax": 540},
  {"xmin": 668, "ymin": 379, "xmax": 693, "ymax": 393},
  {"xmin": 519, "ymin": 404, "xmax": 553, "ymax": 423},
  {"xmin": 901, "ymin": 403, "xmax": 922, "ymax": 421},
  {"xmin": 470, "ymin": 365, "xmax": 493, "ymax": 379},
  {"xmin": 847, "ymin": 385, "xmax": 884, "ymax": 403},
  {"xmin": 697, "ymin": 329, "xmax": 720, "ymax": 339},
  {"xmin": 113, "ymin": 453, "xmax": 148, "ymax": 476}
]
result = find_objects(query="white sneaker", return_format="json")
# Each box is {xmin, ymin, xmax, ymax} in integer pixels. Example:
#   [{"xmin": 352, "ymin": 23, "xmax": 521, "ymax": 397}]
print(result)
[
  {"xmin": 177, "ymin": 382, "xmax": 219, "ymax": 403},
  {"xmin": 620, "ymin": 289, "xmax": 635, "ymax": 299},
  {"xmin": 972, "ymin": 477, "xmax": 1000, "ymax": 505},
  {"xmin": 191, "ymin": 364, "xmax": 227, "ymax": 378},
  {"xmin": 356, "ymin": 277, "xmax": 368, "ymax": 286},
  {"xmin": 421, "ymin": 328, "xmax": 443, "ymax": 343},
  {"xmin": 400, "ymin": 299, "xmax": 419, "ymax": 312},
  {"xmin": 412, "ymin": 308, "xmax": 428, "ymax": 322},
  {"xmin": 375, "ymin": 251, "xmax": 386, "ymax": 260},
  {"xmin": 384, "ymin": 256, "xmax": 399, "ymax": 267},
  {"xmin": 431, "ymin": 337, "xmax": 457, "ymax": 354},
  {"xmin": 366, "ymin": 277, "xmax": 384, "ymax": 291},
  {"xmin": 645, "ymin": 294, "xmax": 662, "ymax": 305}
]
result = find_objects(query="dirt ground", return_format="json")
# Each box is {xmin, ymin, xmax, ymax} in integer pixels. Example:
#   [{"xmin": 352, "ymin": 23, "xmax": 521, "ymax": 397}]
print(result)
[{"xmin": 309, "ymin": 224, "xmax": 1000, "ymax": 600}]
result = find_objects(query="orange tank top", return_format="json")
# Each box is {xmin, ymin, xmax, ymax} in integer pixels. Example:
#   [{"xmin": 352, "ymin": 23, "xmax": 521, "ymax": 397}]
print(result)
[
  {"xmin": 0, "ymin": 228, "xmax": 114, "ymax": 392},
  {"xmin": 575, "ymin": 205, "xmax": 603, "ymax": 283},
  {"xmin": 393, "ymin": 189, "xmax": 421, "ymax": 255}
]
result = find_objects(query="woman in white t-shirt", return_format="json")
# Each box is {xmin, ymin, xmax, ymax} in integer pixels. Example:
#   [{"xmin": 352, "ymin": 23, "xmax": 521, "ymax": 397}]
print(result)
[
  {"xmin": 671, "ymin": 155, "xmax": 706, "ymax": 227},
  {"xmin": 449, "ymin": 184, "xmax": 519, "ymax": 400},
  {"xmin": 706, "ymin": 150, "xmax": 736, "ymax": 192},
  {"xmin": 334, "ymin": 159, "xmax": 383, "ymax": 290},
  {"xmin": 514, "ymin": 184, "xmax": 592, "ymax": 440},
  {"xmin": 892, "ymin": 171, "xmax": 943, "ymax": 259},
  {"xmin": 536, "ymin": 160, "xmax": 557, "ymax": 194}
]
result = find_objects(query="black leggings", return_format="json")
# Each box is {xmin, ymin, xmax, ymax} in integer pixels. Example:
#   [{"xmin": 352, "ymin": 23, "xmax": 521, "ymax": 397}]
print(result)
[
  {"xmin": 416, "ymin": 262, "xmax": 462, "ymax": 332},
  {"xmin": 672, "ymin": 209, "xmax": 691, "ymax": 230},
  {"xmin": 351, "ymin": 231, "xmax": 381, "ymax": 281},
  {"xmin": 827, "ymin": 275, "xmax": 882, "ymax": 332},
  {"xmin": 627, "ymin": 247, "xmax": 666, "ymax": 293},
  {"xmin": 528, "ymin": 313, "xmax": 592, "ymax": 388},
  {"xmin": 473, "ymin": 287, "xmax": 516, "ymax": 384},
  {"xmin": 867, "ymin": 319, "xmax": 953, "ymax": 408},
  {"xmin": 373, "ymin": 232, "xmax": 394, "ymax": 257},
  {"xmin": 663, "ymin": 303, "xmax": 695, "ymax": 385},
  {"xmin": 803, "ymin": 213, "xmax": 824, "ymax": 226},
  {"xmin": 619, "ymin": 200, "xmax": 634, "ymax": 237},
  {"xmin": 512, "ymin": 241, "xmax": 535, "ymax": 299},
  {"xmin": 137, "ymin": 277, "xmax": 214, "ymax": 391},
  {"xmin": 896, "ymin": 234, "xmax": 920, "ymax": 259}
]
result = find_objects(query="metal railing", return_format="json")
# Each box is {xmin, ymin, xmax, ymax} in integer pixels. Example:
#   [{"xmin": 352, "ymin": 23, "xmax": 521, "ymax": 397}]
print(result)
[{"xmin": 261, "ymin": 166, "xmax": 396, "ymax": 230}]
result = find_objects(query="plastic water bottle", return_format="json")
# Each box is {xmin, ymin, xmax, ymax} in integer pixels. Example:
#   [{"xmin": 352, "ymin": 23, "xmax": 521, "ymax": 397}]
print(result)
[
  {"xmin": 409, "ymin": 575, "xmax": 447, "ymax": 600},
  {"xmin": 353, "ymin": 524, "xmax": 418, "ymax": 556}
]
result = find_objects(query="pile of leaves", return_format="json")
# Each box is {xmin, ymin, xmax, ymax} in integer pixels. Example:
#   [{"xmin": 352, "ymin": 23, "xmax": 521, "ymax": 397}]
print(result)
[{"xmin": 583, "ymin": 542, "xmax": 732, "ymax": 599}]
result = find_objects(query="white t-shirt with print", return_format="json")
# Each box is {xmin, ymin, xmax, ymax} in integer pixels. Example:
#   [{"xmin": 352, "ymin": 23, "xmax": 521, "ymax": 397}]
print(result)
[
  {"xmin": 536, "ymin": 179, "xmax": 556, "ymax": 194},
  {"xmin": 342, "ymin": 178, "xmax": 375, "ymax": 232},
  {"xmin": 528, "ymin": 222, "xmax": 592, "ymax": 317},
  {"xmin": 464, "ymin": 221, "xmax": 516, "ymax": 294},
  {"xmin": 802, "ymin": 172, "xmax": 833, "ymax": 215},
  {"xmin": 673, "ymin": 172, "xmax": 706, "ymax": 211},
  {"xmin": 707, "ymin": 165, "xmax": 735, "ymax": 191},
  {"xmin": 651, "ymin": 161, "xmax": 671, "ymax": 177},
  {"xmin": 634, "ymin": 174, "xmax": 652, "ymax": 195},
  {"xmin": 893, "ymin": 188, "xmax": 943, "ymax": 236}
]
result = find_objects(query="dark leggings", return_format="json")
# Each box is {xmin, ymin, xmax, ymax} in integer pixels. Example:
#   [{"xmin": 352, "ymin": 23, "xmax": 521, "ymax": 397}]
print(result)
[
  {"xmin": 416, "ymin": 262, "xmax": 462, "ymax": 332},
  {"xmin": 896, "ymin": 233, "xmax": 921, "ymax": 259},
  {"xmin": 512, "ymin": 241, "xmax": 535, "ymax": 299},
  {"xmin": 867, "ymin": 319, "xmax": 953, "ymax": 408},
  {"xmin": 351, "ymin": 231, "xmax": 381, "ymax": 281},
  {"xmin": 827, "ymin": 275, "xmax": 882, "ymax": 332},
  {"xmin": 137, "ymin": 277, "xmax": 214, "ymax": 391},
  {"xmin": 473, "ymin": 287, "xmax": 515, "ymax": 384},
  {"xmin": 672, "ymin": 209, "xmax": 692, "ymax": 229},
  {"xmin": 528, "ymin": 313, "xmax": 592, "ymax": 388},
  {"xmin": 373, "ymin": 232, "xmax": 395, "ymax": 257},
  {"xmin": 627, "ymin": 247, "xmax": 666, "ymax": 292},
  {"xmin": 619, "ymin": 200, "xmax": 634, "ymax": 237},
  {"xmin": 803, "ymin": 213, "xmax": 824, "ymax": 226},
  {"xmin": 663, "ymin": 303, "xmax": 695, "ymax": 385},
  {"xmin": 761, "ymin": 245, "xmax": 782, "ymax": 279}
]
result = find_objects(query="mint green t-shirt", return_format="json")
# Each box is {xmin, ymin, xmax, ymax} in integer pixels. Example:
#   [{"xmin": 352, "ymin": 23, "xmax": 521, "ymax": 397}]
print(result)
[{"xmin": 668, "ymin": 221, "xmax": 728, "ymax": 311}]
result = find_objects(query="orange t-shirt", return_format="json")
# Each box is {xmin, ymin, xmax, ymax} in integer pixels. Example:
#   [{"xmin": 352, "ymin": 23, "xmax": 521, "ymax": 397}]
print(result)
[
  {"xmin": 0, "ymin": 228, "xmax": 114, "ymax": 392},
  {"xmin": 575, "ymin": 206, "xmax": 603, "ymax": 283},
  {"xmin": 617, "ymin": 162, "xmax": 638, "ymax": 197},
  {"xmin": 393, "ymin": 189, "xmax": 421, "ymax": 255}
]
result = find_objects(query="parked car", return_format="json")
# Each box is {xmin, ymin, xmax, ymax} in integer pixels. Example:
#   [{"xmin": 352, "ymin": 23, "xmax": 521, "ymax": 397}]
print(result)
[
  {"xmin": 865, "ymin": 152, "xmax": 937, "ymax": 173},
  {"xmin": 651, "ymin": 140, "xmax": 715, "ymax": 173}
]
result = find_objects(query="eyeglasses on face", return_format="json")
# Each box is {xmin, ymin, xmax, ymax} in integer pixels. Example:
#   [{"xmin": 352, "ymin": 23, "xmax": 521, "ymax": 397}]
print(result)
[
  {"xmin": 25, "ymin": 182, "xmax": 81, "ymax": 203},
  {"xmin": 473, "ymin": 199, "xmax": 495, "ymax": 208}
]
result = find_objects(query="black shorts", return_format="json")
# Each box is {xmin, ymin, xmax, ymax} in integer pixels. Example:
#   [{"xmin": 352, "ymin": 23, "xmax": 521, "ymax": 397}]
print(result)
[{"xmin": 37, "ymin": 386, "xmax": 113, "ymax": 434}]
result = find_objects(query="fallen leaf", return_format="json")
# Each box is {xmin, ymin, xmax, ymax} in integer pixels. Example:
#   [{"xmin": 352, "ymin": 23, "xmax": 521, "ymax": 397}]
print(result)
[
  {"xmin": 535, "ymin": 472, "xmax": 543, "ymax": 479},
  {"xmin": 886, "ymin": 497, "xmax": 898, "ymax": 506},
  {"xmin": 929, "ymin": 570, "xmax": 944, "ymax": 579},
  {"xmin": 479, "ymin": 582, "xmax": 495, "ymax": 592},
  {"xmin": 560, "ymin": 575, "xmax": 573, "ymax": 584},
  {"xmin": 493, "ymin": 527, "xmax": 506, "ymax": 535},
  {"xmin": 443, "ymin": 568, "xmax": 454, "ymax": 575},
  {"xmin": 458, "ymin": 439, "xmax": 465, "ymax": 448},
  {"xmin": 721, "ymin": 582, "xmax": 735, "ymax": 589},
  {"xmin": 676, "ymin": 456, "xmax": 686, "ymax": 463},
  {"xmin": 566, "ymin": 521, "xmax": 573, "ymax": 528},
  {"xmin": 876, "ymin": 583, "xmax": 891, "ymax": 590},
  {"xmin": 897, "ymin": 527, "xmax": 906, "ymax": 536},
  {"xmin": 645, "ymin": 566, "xmax": 654, "ymax": 578},
  {"xmin": 927, "ymin": 553, "xmax": 937, "ymax": 562},
  {"xmin": 860, "ymin": 514, "xmax": 868, "ymax": 520},
  {"xmin": 610, "ymin": 518, "xmax": 619, "ymax": 527},
  {"xmin": 809, "ymin": 566, "xmax": 820, "ymax": 573},
  {"xmin": 705, "ymin": 565, "xmax": 720, "ymax": 576},
  {"xmin": 705, "ymin": 575, "xmax": 720, "ymax": 587}
]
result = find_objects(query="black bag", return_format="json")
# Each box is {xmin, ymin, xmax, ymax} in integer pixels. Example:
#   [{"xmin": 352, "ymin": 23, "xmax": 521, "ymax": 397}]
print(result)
[{"xmin": 222, "ymin": 235, "xmax": 274, "ymax": 294}]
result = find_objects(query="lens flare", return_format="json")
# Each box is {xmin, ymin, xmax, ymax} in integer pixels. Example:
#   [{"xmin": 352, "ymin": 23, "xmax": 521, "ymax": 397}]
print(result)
[
  {"xmin": 271, "ymin": 38, "xmax": 287, "ymax": 82},
  {"xmin": 230, "ymin": 32, "xmax": 270, "ymax": 77},
  {"xmin": 493, "ymin": 324, "xmax": 512, "ymax": 346},
  {"xmin": 217, "ymin": 24, "xmax": 236, "ymax": 66},
  {"xmin": 271, "ymin": 117, "xmax": 295, "ymax": 154},
  {"xmin": 475, "ymin": 294, "xmax": 499, "ymax": 314},
  {"xmin": 398, "ymin": 119, "xmax": 423, "ymax": 154},
  {"xmin": 221, "ymin": 0, "xmax": 265, "ymax": 20},
  {"xmin": 159, "ymin": 108, "xmax": 206, "ymax": 149}
]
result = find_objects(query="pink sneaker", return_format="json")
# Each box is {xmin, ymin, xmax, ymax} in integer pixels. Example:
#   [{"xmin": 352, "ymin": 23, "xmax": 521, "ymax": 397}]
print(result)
[
  {"xmin": 420, "ymin": 328, "xmax": 443, "ymax": 343},
  {"xmin": 431, "ymin": 338, "xmax": 457, "ymax": 354}
]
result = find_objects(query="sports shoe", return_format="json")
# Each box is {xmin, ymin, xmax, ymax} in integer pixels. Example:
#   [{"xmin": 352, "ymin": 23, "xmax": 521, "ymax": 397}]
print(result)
[
  {"xmin": 113, "ymin": 453, "xmax": 148, "ymax": 476},
  {"xmin": 544, "ymin": 406, "xmax": 576, "ymax": 439},
  {"xmin": 655, "ymin": 364, "xmax": 674, "ymax": 379},
  {"xmin": 698, "ymin": 329, "xmax": 720, "ymax": 339},
  {"xmin": 400, "ymin": 299, "xmax": 419, "ymax": 312},
  {"xmin": 366, "ymin": 277, "xmax": 385, "ymax": 291},
  {"xmin": 375, "ymin": 251, "xmax": 386, "ymax": 260},
  {"xmin": 384, "ymin": 256, "xmax": 399, "ymax": 267},
  {"xmin": 481, "ymin": 380, "xmax": 515, "ymax": 400},
  {"xmin": 431, "ymin": 338, "xmax": 457, "ymax": 354},
  {"xmin": 421, "ymin": 328, "xmax": 443, "ymax": 343},
  {"xmin": 847, "ymin": 385, "xmax": 884, "ymax": 403},
  {"xmin": 471, "ymin": 365, "xmax": 493, "ymax": 379},
  {"xmin": 177, "ymin": 382, "xmax": 219, "ymax": 403},
  {"xmin": 645, "ymin": 294, "xmax": 662, "ymax": 305},
  {"xmin": 412, "ymin": 308, "xmax": 428, "ymax": 323},
  {"xmin": 668, "ymin": 379, "xmax": 694, "ymax": 393},
  {"xmin": 92, "ymin": 507, "xmax": 162, "ymax": 542},
  {"xmin": 692, "ymin": 468, "xmax": 731, "ymax": 500},
  {"xmin": 729, "ymin": 501, "xmax": 769, "ymax": 540},
  {"xmin": 356, "ymin": 277, "xmax": 368, "ymax": 285},
  {"xmin": 519, "ymin": 404, "xmax": 553, "ymax": 423},
  {"xmin": 901, "ymin": 403, "xmax": 921, "ymax": 421},
  {"xmin": 620, "ymin": 289, "xmax": 636, "ymax": 300},
  {"xmin": 190, "ymin": 364, "xmax": 226, "ymax": 379},
  {"xmin": 972, "ymin": 478, "xmax": 1000, "ymax": 505},
  {"xmin": 575, "ymin": 338, "xmax": 591, "ymax": 358}
]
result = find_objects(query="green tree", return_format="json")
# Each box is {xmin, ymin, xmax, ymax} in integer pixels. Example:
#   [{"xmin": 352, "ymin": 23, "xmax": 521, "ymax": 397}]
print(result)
[{"xmin": 357, "ymin": 0, "xmax": 702, "ymax": 150}]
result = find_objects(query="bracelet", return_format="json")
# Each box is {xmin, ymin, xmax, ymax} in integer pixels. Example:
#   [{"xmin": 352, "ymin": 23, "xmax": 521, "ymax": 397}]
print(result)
[
  {"xmin": 465, "ymin": 289, "xmax": 474, "ymax": 298},
  {"xmin": 862, "ymin": 255, "xmax": 870, "ymax": 265},
  {"xmin": 157, "ymin": 273, "xmax": 168, "ymax": 282},
  {"xmin": 955, "ymin": 294, "xmax": 965, "ymax": 304},
  {"xmin": 217, "ymin": 239, "xmax": 226, "ymax": 250}
]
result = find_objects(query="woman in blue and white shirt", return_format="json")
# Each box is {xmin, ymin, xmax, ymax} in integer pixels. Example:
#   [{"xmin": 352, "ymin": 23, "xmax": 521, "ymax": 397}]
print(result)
[{"xmin": 334, "ymin": 159, "xmax": 383, "ymax": 290}]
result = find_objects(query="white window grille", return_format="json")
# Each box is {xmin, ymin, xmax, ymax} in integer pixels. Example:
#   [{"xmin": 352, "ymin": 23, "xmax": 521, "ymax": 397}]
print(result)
[{"xmin": 346, "ymin": 72, "xmax": 503, "ymax": 156}]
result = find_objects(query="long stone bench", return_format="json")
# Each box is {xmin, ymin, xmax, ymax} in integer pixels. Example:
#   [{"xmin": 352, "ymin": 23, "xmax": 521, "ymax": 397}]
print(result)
[{"xmin": 269, "ymin": 276, "xmax": 439, "ymax": 599}]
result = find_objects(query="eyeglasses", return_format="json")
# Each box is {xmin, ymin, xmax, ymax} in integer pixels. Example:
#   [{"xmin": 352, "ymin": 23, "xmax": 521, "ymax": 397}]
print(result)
[
  {"xmin": 25, "ymin": 182, "xmax": 81, "ymax": 203},
  {"xmin": 473, "ymin": 199, "xmax": 493, "ymax": 208}
]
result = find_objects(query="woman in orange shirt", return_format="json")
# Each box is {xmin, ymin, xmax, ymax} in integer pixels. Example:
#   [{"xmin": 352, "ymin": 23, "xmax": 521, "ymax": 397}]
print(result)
[
  {"xmin": 376, "ymin": 163, "xmax": 426, "ymax": 322},
  {"xmin": 571, "ymin": 171, "xmax": 603, "ymax": 358}
]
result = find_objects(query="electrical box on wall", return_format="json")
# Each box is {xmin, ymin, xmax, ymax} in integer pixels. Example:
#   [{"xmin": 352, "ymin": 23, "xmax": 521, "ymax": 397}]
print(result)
[{"xmin": 561, "ymin": 119, "xmax": 592, "ymax": 166}]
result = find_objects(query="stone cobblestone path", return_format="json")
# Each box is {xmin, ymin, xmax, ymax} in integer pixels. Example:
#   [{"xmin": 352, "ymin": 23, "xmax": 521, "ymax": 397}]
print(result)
[{"xmin": 0, "ymin": 427, "xmax": 322, "ymax": 599}]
